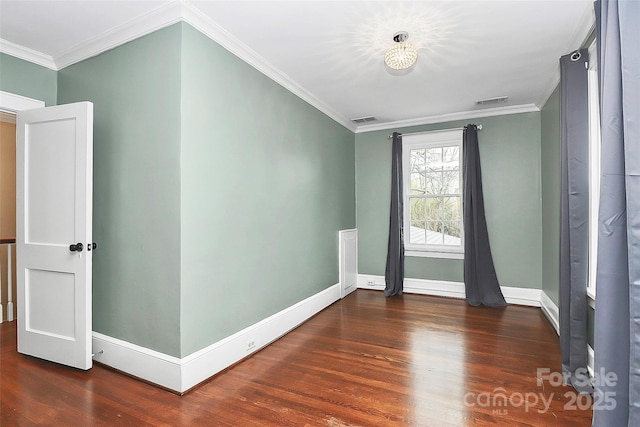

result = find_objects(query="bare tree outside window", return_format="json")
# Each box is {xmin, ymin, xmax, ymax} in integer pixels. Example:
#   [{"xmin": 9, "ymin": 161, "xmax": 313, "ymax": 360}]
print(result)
[{"xmin": 409, "ymin": 145, "xmax": 462, "ymax": 246}]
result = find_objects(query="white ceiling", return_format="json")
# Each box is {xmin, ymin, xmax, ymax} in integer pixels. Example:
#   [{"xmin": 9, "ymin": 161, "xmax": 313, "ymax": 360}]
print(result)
[{"xmin": 0, "ymin": 0, "xmax": 594, "ymax": 132}]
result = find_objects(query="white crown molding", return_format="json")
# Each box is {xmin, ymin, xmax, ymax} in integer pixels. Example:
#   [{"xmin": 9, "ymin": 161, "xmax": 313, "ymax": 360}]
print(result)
[
  {"xmin": 2, "ymin": 2, "xmax": 588, "ymax": 134},
  {"xmin": 180, "ymin": 2, "xmax": 356, "ymax": 132},
  {"xmin": 355, "ymin": 104, "xmax": 540, "ymax": 134},
  {"xmin": 537, "ymin": 68, "xmax": 561, "ymax": 111},
  {"xmin": 0, "ymin": 38, "xmax": 57, "ymax": 70},
  {"xmin": 1, "ymin": 1, "xmax": 356, "ymax": 132},
  {"xmin": 53, "ymin": 1, "xmax": 183, "ymax": 70},
  {"xmin": 536, "ymin": 5, "xmax": 595, "ymax": 109},
  {"xmin": 568, "ymin": 4, "xmax": 596, "ymax": 57}
]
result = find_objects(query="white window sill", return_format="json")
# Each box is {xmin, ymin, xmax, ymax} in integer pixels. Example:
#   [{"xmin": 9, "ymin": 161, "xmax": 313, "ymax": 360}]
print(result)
[{"xmin": 405, "ymin": 250, "xmax": 464, "ymax": 260}]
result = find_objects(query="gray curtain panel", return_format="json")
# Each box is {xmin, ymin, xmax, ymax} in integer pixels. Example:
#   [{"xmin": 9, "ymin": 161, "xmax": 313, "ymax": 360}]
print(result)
[
  {"xmin": 462, "ymin": 125, "xmax": 506, "ymax": 307},
  {"xmin": 593, "ymin": 1, "xmax": 640, "ymax": 425},
  {"xmin": 385, "ymin": 132, "xmax": 404, "ymax": 297},
  {"xmin": 558, "ymin": 48, "xmax": 592, "ymax": 393}
]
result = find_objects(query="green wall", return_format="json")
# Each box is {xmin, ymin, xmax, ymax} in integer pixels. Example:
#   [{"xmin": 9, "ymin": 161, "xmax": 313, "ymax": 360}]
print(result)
[
  {"xmin": 0, "ymin": 53, "xmax": 57, "ymax": 106},
  {"xmin": 55, "ymin": 22, "xmax": 354, "ymax": 358},
  {"xmin": 356, "ymin": 113, "xmax": 542, "ymax": 289},
  {"xmin": 57, "ymin": 25, "xmax": 183, "ymax": 356},
  {"xmin": 541, "ymin": 85, "xmax": 561, "ymax": 305},
  {"xmin": 179, "ymin": 24, "xmax": 355, "ymax": 356}
]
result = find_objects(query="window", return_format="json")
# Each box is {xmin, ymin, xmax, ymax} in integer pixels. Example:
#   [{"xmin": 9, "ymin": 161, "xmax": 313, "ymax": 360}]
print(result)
[
  {"xmin": 402, "ymin": 129, "xmax": 464, "ymax": 258},
  {"xmin": 587, "ymin": 41, "xmax": 601, "ymax": 301}
]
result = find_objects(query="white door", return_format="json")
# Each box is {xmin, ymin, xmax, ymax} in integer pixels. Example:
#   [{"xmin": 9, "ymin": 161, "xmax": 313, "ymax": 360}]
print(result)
[
  {"xmin": 339, "ymin": 229, "xmax": 358, "ymax": 298},
  {"xmin": 16, "ymin": 102, "xmax": 93, "ymax": 370}
]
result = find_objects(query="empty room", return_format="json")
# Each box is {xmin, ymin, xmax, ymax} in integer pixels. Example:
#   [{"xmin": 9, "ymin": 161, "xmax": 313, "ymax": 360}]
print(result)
[{"xmin": 0, "ymin": 0, "xmax": 637, "ymax": 426}]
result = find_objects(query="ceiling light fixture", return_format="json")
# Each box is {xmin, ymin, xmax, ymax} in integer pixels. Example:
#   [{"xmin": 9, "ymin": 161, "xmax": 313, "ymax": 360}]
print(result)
[{"xmin": 384, "ymin": 31, "xmax": 418, "ymax": 76}]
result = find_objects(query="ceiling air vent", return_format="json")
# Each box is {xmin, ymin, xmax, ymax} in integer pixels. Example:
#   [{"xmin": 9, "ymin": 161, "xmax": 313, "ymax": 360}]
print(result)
[
  {"xmin": 351, "ymin": 116, "xmax": 377, "ymax": 124},
  {"xmin": 475, "ymin": 96, "xmax": 508, "ymax": 106}
]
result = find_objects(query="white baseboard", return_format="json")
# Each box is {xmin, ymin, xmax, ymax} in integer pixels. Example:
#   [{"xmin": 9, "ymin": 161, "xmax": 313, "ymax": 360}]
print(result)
[
  {"xmin": 540, "ymin": 291, "xmax": 560, "ymax": 335},
  {"xmin": 502, "ymin": 287, "xmax": 541, "ymax": 307},
  {"xmin": 405, "ymin": 278, "xmax": 466, "ymax": 299},
  {"xmin": 180, "ymin": 283, "xmax": 340, "ymax": 392},
  {"xmin": 92, "ymin": 332, "xmax": 182, "ymax": 391},
  {"xmin": 92, "ymin": 283, "xmax": 341, "ymax": 393},
  {"xmin": 357, "ymin": 274, "xmax": 542, "ymax": 307}
]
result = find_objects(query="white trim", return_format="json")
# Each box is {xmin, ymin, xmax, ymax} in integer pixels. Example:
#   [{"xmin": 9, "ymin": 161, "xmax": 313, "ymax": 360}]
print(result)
[
  {"xmin": 92, "ymin": 332, "xmax": 182, "ymax": 391},
  {"xmin": 501, "ymin": 287, "xmax": 542, "ymax": 307},
  {"xmin": 54, "ymin": 2, "xmax": 183, "ymax": 70},
  {"xmin": 357, "ymin": 274, "xmax": 542, "ymax": 307},
  {"xmin": 566, "ymin": 6, "xmax": 596, "ymax": 70},
  {"xmin": 338, "ymin": 229, "xmax": 358, "ymax": 298},
  {"xmin": 91, "ymin": 284, "xmax": 341, "ymax": 393},
  {"xmin": 536, "ymin": 6, "xmax": 595, "ymax": 108},
  {"xmin": 355, "ymin": 104, "xmax": 540, "ymax": 134},
  {"xmin": 0, "ymin": 1, "xmax": 594, "ymax": 134},
  {"xmin": 540, "ymin": 290, "xmax": 560, "ymax": 335},
  {"xmin": 0, "ymin": 2, "xmax": 357, "ymax": 133},
  {"xmin": 404, "ymin": 278, "xmax": 466, "ymax": 299},
  {"xmin": 180, "ymin": 283, "xmax": 340, "ymax": 392},
  {"xmin": 588, "ymin": 345, "xmax": 594, "ymax": 378},
  {"xmin": 402, "ymin": 130, "xmax": 464, "ymax": 255},
  {"xmin": 536, "ymin": 68, "xmax": 561, "ymax": 111},
  {"xmin": 587, "ymin": 41, "xmax": 600, "ymax": 305},
  {"xmin": 0, "ymin": 91, "xmax": 45, "ymax": 112},
  {"xmin": 405, "ymin": 250, "xmax": 463, "ymax": 260},
  {"xmin": 6, "ymin": 244, "xmax": 14, "ymax": 321},
  {"xmin": 0, "ymin": 38, "xmax": 57, "ymax": 70},
  {"xmin": 358, "ymin": 276, "xmax": 386, "ymax": 292},
  {"xmin": 587, "ymin": 293, "xmax": 595, "ymax": 309},
  {"xmin": 180, "ymin": 3, "xmax": 355, "ymax": 132}
]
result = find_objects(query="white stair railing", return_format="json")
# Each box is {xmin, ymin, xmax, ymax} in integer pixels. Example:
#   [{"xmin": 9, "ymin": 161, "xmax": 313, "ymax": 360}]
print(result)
[{"xmin": 0, "ymin": 239, "xmax": 16, "ymax": 323}]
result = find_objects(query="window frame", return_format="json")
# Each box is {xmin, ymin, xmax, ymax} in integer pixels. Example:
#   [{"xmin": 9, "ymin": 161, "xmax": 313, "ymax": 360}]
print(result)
[
  {"xmin": 402, "ymin": 129, "xmax": 464, "ymax": 259},
  {"xmin": 587, "ymin": 40, "xmax": 600, "ymax": 302}
]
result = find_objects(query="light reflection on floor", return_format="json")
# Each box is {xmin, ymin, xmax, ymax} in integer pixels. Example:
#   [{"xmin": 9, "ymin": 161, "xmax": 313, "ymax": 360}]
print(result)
[{"xmin": 411, "ymin": 328, "xmax": 466, "ymax": 425}]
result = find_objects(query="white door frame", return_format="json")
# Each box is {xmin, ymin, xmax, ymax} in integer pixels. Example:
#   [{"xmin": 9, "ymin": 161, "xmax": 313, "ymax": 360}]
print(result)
[
  {"xmin": 0, "ymin": 91, "xmax": 43, "ymax": 326},
  {"xmin": 0, "ymin": 92, "xmax": 45, "ymax": 323},
  {"xmin": 0, "ymin": 91, "xmax": 45, "ymax": 113}
]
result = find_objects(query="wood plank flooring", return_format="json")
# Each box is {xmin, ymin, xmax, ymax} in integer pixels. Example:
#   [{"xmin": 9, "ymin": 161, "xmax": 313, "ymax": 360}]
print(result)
[{"xmin": 0, "ymin": 290, "xmax": 592, "ymax": 426}]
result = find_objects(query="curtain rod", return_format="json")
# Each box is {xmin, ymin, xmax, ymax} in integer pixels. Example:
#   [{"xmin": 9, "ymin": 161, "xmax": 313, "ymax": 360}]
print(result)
[{"xmin": 387, "ymin": 124, "xmax": 482, "ymax": 139}]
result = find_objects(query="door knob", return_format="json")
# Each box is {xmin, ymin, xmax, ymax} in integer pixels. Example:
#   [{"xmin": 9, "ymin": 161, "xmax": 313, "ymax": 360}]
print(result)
[
  {"xmin": 87, "ymin": 242, "xmax": 97, "ymax": 251},
  {"xmin": 69, "ymin": 243, "xmax": 84, "ymax": 252}
]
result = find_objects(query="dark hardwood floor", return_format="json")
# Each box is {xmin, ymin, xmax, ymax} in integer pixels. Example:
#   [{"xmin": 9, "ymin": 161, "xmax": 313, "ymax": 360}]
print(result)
[{"xmin": 0, "ymin": 290, "xmax": 592, "ymax": 426}]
